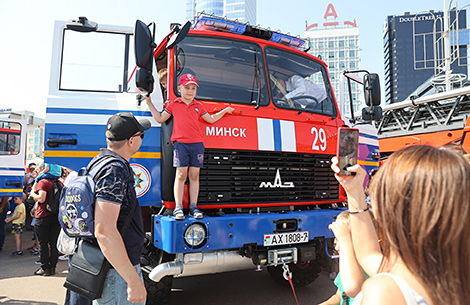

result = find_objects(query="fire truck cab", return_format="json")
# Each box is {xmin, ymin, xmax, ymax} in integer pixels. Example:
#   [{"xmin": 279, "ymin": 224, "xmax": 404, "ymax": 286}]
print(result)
[{"xmin": 45, "ymin": 15, "xmax": 380, "ymax": 304}]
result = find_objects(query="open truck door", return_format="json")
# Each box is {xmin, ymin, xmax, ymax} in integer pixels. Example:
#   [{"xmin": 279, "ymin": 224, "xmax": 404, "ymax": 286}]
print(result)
[
  {"xmin": 44, "ymin": 17, "xmax": 162, "ymax": 206},
  {"xmin": 0, "ymin": 118, "xmax": 26, "ymax": 197}
]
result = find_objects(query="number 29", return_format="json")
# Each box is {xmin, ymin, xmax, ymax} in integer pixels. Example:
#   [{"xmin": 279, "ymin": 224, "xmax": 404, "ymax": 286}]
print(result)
[{"xmin": 311, "ymin": 127, "xmax": 327, "ymax": 151}]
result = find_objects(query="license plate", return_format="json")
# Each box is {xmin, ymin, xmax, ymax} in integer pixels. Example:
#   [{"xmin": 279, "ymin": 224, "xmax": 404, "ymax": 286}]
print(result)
[{"xmin": 263, "ymin": 231, "xmax": 309, "ymax": 246}]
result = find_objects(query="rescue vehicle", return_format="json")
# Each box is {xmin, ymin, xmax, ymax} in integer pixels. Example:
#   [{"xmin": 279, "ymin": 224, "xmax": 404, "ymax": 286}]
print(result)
[
  {"xmin": 45, "ymin": 15, "xmax": 381, "ymax": 304},
  {"xmin": 0, "ymin": 118, "xmax": 26, "ymax": 198}
]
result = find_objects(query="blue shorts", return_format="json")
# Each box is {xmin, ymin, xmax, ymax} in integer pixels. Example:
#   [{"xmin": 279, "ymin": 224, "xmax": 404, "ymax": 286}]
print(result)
[{"xmin": 173, "ymin": 141, "xmax": 204, "ymax": 168}]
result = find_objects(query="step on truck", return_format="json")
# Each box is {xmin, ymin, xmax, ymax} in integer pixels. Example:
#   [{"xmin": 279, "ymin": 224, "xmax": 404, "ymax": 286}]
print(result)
[{"xmin": 45, "ymin": 15, "xmax": 381, "ymax": 304}]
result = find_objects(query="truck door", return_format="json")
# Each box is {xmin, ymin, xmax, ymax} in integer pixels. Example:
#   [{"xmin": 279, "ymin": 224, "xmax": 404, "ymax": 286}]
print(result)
[
  {"xmin": 45, "ymin": 19, "xmax": 161, "ymax": 206},
  {"xmin": 0, "ymin": 118, "xmax": 26, "ymax": 197}
]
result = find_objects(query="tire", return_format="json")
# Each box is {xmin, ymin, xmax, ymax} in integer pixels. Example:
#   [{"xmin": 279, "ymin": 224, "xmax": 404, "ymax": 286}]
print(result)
[
  {"xmin": 143, "ymin": 271, "xmax": 173, "ymax": 305},
  {"xmin": 267, "ymin": 259, "xmax": 322, "ymax": 287},
  {"xmin": 141, "ymin": 233, "xmax": 175, "ymax": 305}
]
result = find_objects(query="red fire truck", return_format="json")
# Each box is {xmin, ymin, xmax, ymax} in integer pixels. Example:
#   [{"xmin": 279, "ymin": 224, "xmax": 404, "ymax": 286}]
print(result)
[{"xmin": 45, "ymin": 15, "xmax": 381, "ymax": 304}]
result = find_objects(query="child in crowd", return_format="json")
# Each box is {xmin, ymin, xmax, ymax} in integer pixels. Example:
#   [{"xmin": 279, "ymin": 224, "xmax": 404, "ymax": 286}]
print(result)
[
  {"xmin": 34, "ymin": 162, "xmax": 62, "ymax": 182},
  {"xmin": 145, "ymin": 73, "xmax": 234, "ymax": 219},
  {"xmin": 158, "ymin": 68, "xmax": 168, "ymax": 101},
  {"xmin": 320, "ymin": 211, "xmax": 367, "ymax": 305},
  {"xmin": 5, "ymin": 193, "xmax": 27, "ymax": 256}
]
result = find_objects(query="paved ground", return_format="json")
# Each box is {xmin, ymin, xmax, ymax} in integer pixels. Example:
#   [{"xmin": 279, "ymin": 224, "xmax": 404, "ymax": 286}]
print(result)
[
  {"xmin": 0, "ymin": 225, "xmax": 336, "ymax": 305},
  {"xmin": 0, "ymin": 227, "xmax": 68, "ymax": 305}
]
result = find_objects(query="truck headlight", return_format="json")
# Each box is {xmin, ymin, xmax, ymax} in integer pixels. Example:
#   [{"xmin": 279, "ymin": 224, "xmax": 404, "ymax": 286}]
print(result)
[{"xmin": 184, "ymin": 223, "xmax": 207, "ymax": 248}]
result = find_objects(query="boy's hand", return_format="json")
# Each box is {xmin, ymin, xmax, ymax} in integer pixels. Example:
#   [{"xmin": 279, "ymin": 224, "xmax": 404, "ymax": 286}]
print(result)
[
  {"xmin": 224, "ymin": 107, "xmax": 234, "ymax": 114},
  {"xmin": 144, "ymin": 95, "xmax": 152, "ymax": 104},
  {"xmin": 5, "ymin": 218, "xmax": 11, "ymax": 223}
]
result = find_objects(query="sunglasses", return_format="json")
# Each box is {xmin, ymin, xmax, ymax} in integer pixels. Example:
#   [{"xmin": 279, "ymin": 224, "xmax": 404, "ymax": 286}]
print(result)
[{"xmin": 130, "ymin": 131, "xmax": 145, "ymax": 140}]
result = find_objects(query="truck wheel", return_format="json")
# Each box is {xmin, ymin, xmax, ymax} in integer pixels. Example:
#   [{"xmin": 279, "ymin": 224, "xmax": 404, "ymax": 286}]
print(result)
[
  {"xmin": 143, "ymin": 272, "xmax": 173, "ymax": 305},
  {"xmin": 267, "ymin": 260, "xmax": 322, "ymax": 287},
  {"xmin": 141, "ymin": 233, "xmax": 175, "ymax": 305}
]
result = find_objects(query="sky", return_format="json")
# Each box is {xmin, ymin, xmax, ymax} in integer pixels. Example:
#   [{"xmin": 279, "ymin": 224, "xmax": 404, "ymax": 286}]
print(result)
[{"xmin": 0, "ymin": 0, "xmax": 464, "ymax": 119}]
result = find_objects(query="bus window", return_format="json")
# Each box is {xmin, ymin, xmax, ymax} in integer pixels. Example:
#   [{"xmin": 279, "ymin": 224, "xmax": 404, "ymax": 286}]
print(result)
[
  {"xmin": 0, "ymin": 121, "xmax": 21, "ymax": 155},
  {"xmin": 265, "ymin": 47, "xmax": 336, "ymax": 116},
  {"xmin": 174, "ymin": 36, "xmax": 269, "ymax": 106}
]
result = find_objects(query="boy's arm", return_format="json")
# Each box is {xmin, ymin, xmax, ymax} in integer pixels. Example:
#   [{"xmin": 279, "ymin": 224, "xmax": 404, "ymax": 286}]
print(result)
[
  {"xmin": 201, "ymin": 107, "xmax": 234, "ymax": 124},
  {"xmin": 6, "ymin": 209, "xmax": 21, "ymax": 222},
  {"xmin": 145, "ymin": 96, "xmax": 171, "ymax": 123}
]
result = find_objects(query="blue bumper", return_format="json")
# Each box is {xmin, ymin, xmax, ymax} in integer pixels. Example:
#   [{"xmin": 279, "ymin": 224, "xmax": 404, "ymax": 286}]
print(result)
[{"xmin": 153, "ymin": 208, "xmax": 343, "ymax": 254}]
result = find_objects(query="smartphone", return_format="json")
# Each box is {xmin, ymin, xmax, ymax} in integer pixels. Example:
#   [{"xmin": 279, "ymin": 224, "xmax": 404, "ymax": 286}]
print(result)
[{"xmin": 337, "ymin": 127, "xmax": 359, "ymax": 176}]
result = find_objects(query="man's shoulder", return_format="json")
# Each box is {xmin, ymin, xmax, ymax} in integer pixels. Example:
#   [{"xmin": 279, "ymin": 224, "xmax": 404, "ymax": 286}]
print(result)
[{"xmin": 37, "ymin": 178, "xmax": 53, "ymax": 188}]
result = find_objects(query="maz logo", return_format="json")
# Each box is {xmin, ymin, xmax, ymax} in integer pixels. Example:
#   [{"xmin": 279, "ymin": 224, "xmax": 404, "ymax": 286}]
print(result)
[{"xmin": 259, "ymin": 169, "xmax": 295, "ymax": 188}]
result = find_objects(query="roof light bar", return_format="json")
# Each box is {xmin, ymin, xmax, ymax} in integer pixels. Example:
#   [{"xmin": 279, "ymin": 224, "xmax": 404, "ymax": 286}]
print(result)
[
  {"xmin": 270, "ymin": 32, "xmax": 305, "ymax": 48},
  {"xmin": 194, "ymin": 16, "xmax": 246, "ymax": 34},
  {"xmin": 193, "ymin": 14, "xmax": 307, "ymax": 50}
]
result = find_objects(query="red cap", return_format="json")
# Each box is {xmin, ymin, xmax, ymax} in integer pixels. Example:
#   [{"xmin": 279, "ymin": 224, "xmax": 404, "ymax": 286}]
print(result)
[{"xmin": 178, "ymin": 74, "xmax": 199, "ymax": 87}]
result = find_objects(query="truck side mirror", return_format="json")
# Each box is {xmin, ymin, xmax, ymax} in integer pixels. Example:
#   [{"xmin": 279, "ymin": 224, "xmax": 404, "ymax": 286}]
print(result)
[
  {"xmin": 362, "ymin": 106, "xmax": 382, "ymax": 121},
  {"xmin": 167, "ymin": 21, "xmax": 191, "ymax": 49},
  {"xmin": 136, "ymin": 68, "xmax": 154, "ymax": 95},
  {"xmin": 363, "ymin": 73, "xmax": 381, "ymax": 106},
  {"xmin": 135, "ymin": 20, "xmax": 156, "ymax": 72}
]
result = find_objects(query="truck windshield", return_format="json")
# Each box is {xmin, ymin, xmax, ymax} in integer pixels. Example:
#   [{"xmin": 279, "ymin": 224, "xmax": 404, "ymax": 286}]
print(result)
[
  {"xmin": 265, "ymin": 47, "xmax": 335, "ymax": 116},
  {"xmin": 174, "ymin": 36, "xmax": 269, "ymax": 106}
]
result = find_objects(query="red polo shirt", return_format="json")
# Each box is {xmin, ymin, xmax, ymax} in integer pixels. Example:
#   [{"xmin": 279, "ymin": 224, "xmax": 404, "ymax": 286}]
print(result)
[{"xmin": 164, "ymin": 98, "xmax": 207, "ymax": 143}]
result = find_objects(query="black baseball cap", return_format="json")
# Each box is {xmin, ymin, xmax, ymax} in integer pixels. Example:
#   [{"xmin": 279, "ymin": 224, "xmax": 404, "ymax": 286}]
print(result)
[{"xmin": 106, "ymin": 112, "xmax": 151, "ymax": 141}]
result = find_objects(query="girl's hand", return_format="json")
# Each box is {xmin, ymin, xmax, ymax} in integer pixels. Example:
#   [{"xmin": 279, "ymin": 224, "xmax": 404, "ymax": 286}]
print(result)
[
  {"xmin": 329, "ymin": 218, "xmax": 351, "ymax": 240},
  {"xmin": 331, "ymin": 156, "xmax": 366, "ymax": 194}
]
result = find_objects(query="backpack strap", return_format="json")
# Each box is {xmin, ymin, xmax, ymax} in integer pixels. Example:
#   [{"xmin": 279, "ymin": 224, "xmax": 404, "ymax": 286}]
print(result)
[{"xmin": 87, "ymin": 155, "xmax": 136, "ymax": 236}]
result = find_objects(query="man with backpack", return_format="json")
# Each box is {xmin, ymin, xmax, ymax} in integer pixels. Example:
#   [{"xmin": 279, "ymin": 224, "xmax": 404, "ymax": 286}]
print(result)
[
  {"xmin": 91, "ymin": 112, "xmax": 150, "ymax": 304},
  {"xmin": 30, "ymin": 168, "xmax": 63, "ymax": 276}
]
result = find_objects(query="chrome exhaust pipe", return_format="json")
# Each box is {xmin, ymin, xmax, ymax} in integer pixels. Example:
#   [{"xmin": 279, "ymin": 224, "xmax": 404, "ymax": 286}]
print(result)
[
  {"xmin": 148, "ymin": 261, "xmax": 183, "ymax": 282},
  {"xmin": 148, "ymin": 251, "xmax": 254, "ymax": 282}
]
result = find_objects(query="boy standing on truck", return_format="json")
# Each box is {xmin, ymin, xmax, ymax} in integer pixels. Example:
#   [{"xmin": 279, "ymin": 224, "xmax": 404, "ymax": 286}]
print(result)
[{"xmin": 145, "ymin": 73, "xmax": 234, "ymax": 220}]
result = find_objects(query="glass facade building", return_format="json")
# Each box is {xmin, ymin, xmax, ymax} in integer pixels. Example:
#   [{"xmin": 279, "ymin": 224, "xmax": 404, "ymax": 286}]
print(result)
[
  {"xmin": 304, "ymin": 26, "xmax": 361, "ymax": 115},
  {"xmin": 186, "ymin": 0, "xmax": 256, "ymax": 24},
  {"xmin": 383, "ymin": 10, "xmax": 467, "ymax": 104}
]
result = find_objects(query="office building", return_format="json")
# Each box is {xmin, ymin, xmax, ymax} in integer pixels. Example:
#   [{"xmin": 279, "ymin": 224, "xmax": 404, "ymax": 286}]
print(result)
[
  {"xmin": 383, "ymin": 10, "xmax": 467, "ymax": 104},
  {"xmin": 186, "ymin": 0, "xmax": 256, "ymax": 24},
  {"xmin": 304, "ymin": 3, "xmax": 361, "ymax": 115}
]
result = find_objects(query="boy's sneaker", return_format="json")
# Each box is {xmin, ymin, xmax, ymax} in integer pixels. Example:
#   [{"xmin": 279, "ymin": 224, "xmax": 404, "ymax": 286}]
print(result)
[
  {"xmin": 58, "ymin": 254, "xmax": 68, "ymax": 261},
  {"xmin": 10, "ymin": 250, "xmax": 23, "ymax": 257},
  {"xmin": 35, "ymin": 260, "xmax": 41, "ymax": 265},
  {"xmin": 189, "ymin": 207, "xmax": 203, "ymax": 219},
  {"xmin": 173, "ymin": 208, "xmax": 185, "ymax": 220},
  {"xmin": 31, "ymin": 249, "xmax": 39, "ymax": 255}
]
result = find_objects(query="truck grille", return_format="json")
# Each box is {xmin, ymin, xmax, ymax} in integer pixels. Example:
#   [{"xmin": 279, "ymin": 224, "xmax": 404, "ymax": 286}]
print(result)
[{"xmin": 198, "ymin": 149, "xmax": 339, "ymax": 206}]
